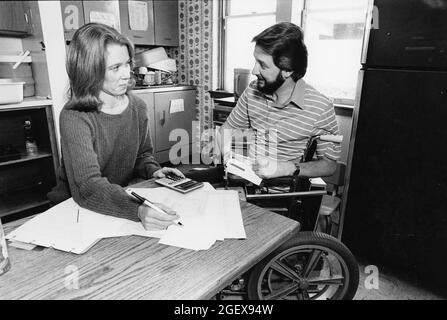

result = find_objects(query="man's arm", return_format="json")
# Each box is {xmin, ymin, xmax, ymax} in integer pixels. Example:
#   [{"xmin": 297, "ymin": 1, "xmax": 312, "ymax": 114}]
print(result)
[
  {"xmin": 215, "ymin": 122, "xmax": 234, "ymax": 163},
  {"xmin": 253, "ymin": 157, "xmax": 337, "ymax": 179}
]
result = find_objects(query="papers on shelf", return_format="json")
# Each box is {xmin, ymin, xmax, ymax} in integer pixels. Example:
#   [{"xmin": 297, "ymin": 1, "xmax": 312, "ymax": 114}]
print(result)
[{"xmin": 6, "ymin": 183, "xmax": 246, "ymax": 253}]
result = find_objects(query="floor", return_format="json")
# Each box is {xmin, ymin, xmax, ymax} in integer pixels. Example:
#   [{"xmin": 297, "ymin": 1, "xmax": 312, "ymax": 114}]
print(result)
[
  {"xmin": 179, "ymin": 164, "xmax": 446, "ymax": 300},
  {"xmin": 354, "ymin": 263, "xmax": 445, "ymax": 300},
  {"xmin": 217, "ymin": 263, "xmax": 445, "ymax": 300}
]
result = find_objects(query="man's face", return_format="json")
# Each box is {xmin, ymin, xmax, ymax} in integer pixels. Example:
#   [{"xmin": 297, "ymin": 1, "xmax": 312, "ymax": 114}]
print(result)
[
  {"xmin": 252, "ymin": 45, "xmax": 285, "ymax": 94},
  {"xmin": 102, "ymin": 43, "xmax": 131, "ymax": 96}
]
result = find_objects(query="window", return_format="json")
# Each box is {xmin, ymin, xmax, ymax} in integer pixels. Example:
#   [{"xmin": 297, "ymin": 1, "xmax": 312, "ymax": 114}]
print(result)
[
  {"xmin": 294, "ymin": 0, "xmax": 369, "ymax": 104},
  {"xmin": 218, "ymin": 0, "xmax": 368, "ymax": 104},
  {"xmin": 221, "ymin": 0, "xmax": 277, "ymax": 92}
]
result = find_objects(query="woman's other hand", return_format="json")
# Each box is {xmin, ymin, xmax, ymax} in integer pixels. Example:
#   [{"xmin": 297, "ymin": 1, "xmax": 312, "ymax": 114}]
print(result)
[{"xmin": 153, "ymin": 167, "xmax": 185, "ymax": 179}]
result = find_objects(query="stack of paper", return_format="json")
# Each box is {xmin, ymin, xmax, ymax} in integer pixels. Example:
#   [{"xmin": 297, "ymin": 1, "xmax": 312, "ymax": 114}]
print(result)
[{"xmin": 6, "ymin": 183, "xmax": 246, "ymax": 253}]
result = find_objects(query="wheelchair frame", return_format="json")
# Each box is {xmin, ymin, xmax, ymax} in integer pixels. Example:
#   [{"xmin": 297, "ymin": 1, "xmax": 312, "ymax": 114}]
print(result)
[{"xmin": 186, "ymin": 135, "xmax": 359, "ymax": 300}]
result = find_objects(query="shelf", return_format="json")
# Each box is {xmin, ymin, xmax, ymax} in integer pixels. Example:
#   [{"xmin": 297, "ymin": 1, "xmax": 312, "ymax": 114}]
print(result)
[
  {"xmin": 0, "ymin": 97, "xmax": 53, "ymax": 111},
  {"xmin": 0, "ymin": 186, "xmax": 50, "ymax": 218},
  {"xmin": 0, "ymin": 150, "xmax": 52, "ymax": 167}
]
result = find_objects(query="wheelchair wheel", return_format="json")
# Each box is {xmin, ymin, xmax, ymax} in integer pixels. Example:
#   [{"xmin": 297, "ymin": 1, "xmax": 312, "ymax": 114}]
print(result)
[{"xmin": 247, "ymin": 232, "xmax": 359, "ymax": 300}]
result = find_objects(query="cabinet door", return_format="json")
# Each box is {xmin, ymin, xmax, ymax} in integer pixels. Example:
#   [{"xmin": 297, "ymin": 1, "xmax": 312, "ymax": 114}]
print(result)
[
  {"xmin": 82, "ymin": 0, "xmax": 121, "ymax": 32},
  {"xmin": 154, "ymin": 90, "xmax": 196, "ymax": 153},
  {"xmin": 0, "ymin": 1, "xmax": 31, "ymax": 36},
  {"xmin": 119, "ymin": 0, "xmax": 155, "ymax": 45},
  {"xmin": 153, "ymin": 0, "xmax": 179, "ymax": 46},
  {"xmin": 133, "ymin": 92, "xmax": 156, "ymax": 151},
  {"xmin": 60, "ymin": 1, "xmax": 85, "ymax": 41}
]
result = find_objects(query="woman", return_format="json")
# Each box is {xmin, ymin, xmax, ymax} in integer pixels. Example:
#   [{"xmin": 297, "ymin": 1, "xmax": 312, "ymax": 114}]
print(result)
[{"xmin": 48, "ymin": 23, "xmax": 183, "ymax": 230}]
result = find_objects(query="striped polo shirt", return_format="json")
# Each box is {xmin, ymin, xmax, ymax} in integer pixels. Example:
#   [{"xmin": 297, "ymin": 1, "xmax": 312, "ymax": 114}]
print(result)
[{"xmin": 224, "ymin": 79, "xmax": 341, "ymax": 163}]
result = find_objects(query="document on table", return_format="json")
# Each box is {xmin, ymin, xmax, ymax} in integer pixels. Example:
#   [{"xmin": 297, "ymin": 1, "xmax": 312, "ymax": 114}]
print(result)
[
  {"xmin": 6, "ymin": 198, "xmax": 125, "ymax": 254},
  {"xmin": 129, "ymin": 186, "xmax": 246, "ymax": 250},
  {"xmin": 6, "ymin": 183, "xmax": 246, "ymax": 253}
]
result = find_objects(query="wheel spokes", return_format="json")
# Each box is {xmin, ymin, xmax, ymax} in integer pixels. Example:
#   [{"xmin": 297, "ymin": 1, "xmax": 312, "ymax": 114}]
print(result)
[
  {"xmin": 297, "ymin": 290, "xmax": 311, "ymax": 300},
  {"xmin": 263, "ymin": 282, "xmax": 301, "ymax": 300},
  {"xmin": 308, "ymin": 275, "xmax": 344, "ymax": 286},
  {"xmin": 269, "ymin": 260, "xmax": 302, "ymax": 282},
  {"xmin": 303, "ymin": 249, "xmax": 324, "ymax": 278}
]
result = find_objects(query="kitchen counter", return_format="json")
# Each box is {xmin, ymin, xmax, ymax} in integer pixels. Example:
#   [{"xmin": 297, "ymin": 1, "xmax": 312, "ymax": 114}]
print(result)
[{"xmin": 131, "ymin": 84, "xmax": 196, "ymax": 93}]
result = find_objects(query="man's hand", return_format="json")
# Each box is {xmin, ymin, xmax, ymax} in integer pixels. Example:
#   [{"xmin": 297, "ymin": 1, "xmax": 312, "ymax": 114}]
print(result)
[
  {"xmin": 153, "ymin": 167, "xmax": 185, "ymax": 179},
  {"xmin": 252, "ymin": 157, "xmax": 296, "ymax": 179},
  {"xmin": 138, "ymin": 203, "xmax": 180, "ymax": 230}
]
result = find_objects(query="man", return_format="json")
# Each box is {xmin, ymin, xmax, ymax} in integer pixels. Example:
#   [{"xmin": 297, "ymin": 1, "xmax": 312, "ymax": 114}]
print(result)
[{"xmin": 218, "ymin": 22, "xmax": 340, "ymax": 179}]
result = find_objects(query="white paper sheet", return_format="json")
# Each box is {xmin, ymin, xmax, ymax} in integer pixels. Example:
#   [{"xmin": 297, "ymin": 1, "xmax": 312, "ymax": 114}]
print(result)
[
  {"xmin": 90, "ymin": 11, "xmax": 118, "ymax": 29},
  {"xmin": 6, "ymin": 183, "xmax": 246, "ymax": 253}
]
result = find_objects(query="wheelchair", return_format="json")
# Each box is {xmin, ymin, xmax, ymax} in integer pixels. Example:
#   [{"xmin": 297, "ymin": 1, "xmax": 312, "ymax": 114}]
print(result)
[{"xmin": 185, "ymin": 135, "xmax": 359, "ymax": 300}]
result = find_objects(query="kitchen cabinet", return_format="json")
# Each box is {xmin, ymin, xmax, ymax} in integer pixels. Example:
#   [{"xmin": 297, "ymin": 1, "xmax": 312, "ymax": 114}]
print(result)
[
  {"xmin": 134, "ymin": 87, "xmax": 196, "ymax": 164},
  {"xmin": 60, "ymin": 0, "xmax": 179, "ymax": 46},
  {"xmin": 133, "ymin": 91, "xmax": 156, "ymax": 149},
  {"xmin": 0, "ymin": 100, "xmax": 59, "ymax": 219},
  {"xmin": 60, "ymin": 1, "xmax": 85, "ymax": 42},
  {"xmin": 153, "ymin": 0, "xmax": 179, "ymax": 46},
  {"xmin": 61, "ymin": 0, "xmax": 120, "ymax": 41},
  {"xmin": 119, "ymin": 0, "xmax": 155, "ymax": 46},
  {"xmin": 0, "ymin": 1, "xmax": 32, "ymax": 36},
  {"xmin": 82, "ymin": 0, "xmax": 120, "ymax": 31}
]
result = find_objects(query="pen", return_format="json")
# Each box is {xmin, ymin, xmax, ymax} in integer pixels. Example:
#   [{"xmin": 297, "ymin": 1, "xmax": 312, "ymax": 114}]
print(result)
[{"xmin": 130, "ymin": 191, "xmax": 184, "ymax": 227}]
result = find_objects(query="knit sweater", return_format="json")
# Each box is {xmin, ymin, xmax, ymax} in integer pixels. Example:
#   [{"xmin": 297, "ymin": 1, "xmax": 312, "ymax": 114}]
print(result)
[{"xmin": 47, "ymin": 93, "xmax": 161, "ymax": 221}]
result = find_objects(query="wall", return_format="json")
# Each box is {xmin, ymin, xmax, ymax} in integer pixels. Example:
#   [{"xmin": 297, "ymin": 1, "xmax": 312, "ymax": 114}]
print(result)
[
  {"xmin": 38, "ymin": 0, "xmax": 68, "ymax": 157},
  {"xmin": 177, "ymin": 0, "xmax": 214, "ymax": 134}
]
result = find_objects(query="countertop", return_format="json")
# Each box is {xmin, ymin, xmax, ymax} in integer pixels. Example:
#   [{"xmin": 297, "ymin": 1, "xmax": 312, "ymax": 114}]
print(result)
[
  {"xmin": 131, "ymin": 84, "xmax": 196, "ymax": 93},
  {"xmin": 0, "ymin": 96, "xmax": 53, "ymax": 110}
]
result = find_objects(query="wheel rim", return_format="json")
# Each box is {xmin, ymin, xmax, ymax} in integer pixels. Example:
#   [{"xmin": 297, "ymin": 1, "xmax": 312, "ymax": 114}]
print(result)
[{"xmin": 256, "ymin": 244, "xmax": 350, "ymax": 300}]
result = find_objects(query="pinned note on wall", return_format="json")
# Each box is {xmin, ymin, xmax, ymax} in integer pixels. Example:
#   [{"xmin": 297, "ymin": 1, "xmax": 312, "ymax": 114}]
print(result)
[
  {"xmin": 170, "ymin": 99, "xmax": 184, "ymax": 114},
  {"xmin": 90, "ymin": 11, "xmax": 118, "ymax": 30},
  {"xmin": 128, "ymin": 0, "xmax": 148, "ymax": 31}
]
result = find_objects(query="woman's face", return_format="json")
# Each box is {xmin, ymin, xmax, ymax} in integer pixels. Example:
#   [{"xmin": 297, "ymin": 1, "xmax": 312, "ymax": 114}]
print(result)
[{"xmin": 102, "ymin": 43, "xmax": 131, "ymax": 96}]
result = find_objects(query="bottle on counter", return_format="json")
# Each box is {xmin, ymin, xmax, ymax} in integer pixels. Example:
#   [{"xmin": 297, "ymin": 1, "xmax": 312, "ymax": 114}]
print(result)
[{"xmin": 24, "ymin": 119, "xmax": 38, "ymax": 156}]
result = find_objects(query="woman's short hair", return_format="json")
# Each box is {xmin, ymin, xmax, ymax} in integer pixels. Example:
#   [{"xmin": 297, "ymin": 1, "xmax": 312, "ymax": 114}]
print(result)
[
  {"xmin": 65, "ymin": 23, "xmax": 135, "ymax": 112},
  {"xmin": 252, "ymin": 22, "xmax": 308, "ymax": 81}
]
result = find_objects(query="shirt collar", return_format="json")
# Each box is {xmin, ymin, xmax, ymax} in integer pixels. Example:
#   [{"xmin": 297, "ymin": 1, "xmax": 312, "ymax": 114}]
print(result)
[
  {"xmin": 288, "ymin": 78, "xmax": 305, "ymax": 110},
  {"xmin": 261, "ymin": 79, "xmax": 306, "ymax": 110}
]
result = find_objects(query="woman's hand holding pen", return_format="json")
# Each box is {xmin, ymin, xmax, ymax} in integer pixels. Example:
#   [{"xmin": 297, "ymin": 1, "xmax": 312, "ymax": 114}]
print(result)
[{"xmin": 138, "ymin": 203, "xmax": 180, "ymax": 231}]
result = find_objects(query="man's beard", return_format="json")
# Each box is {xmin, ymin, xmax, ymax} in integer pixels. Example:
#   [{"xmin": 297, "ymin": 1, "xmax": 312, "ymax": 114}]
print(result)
[{"xmin": 256, "ymin": 72, "xmax": 285, "ymax": 95}]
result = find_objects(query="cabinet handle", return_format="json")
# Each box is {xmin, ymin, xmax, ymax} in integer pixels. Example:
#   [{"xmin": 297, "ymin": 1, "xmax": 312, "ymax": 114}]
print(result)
[
  {"xmin": 159, "ymin": 110, "xmax": 166, "ymax": 126},
  {"xmin": 24, "ymin": 12, "xmax": 29, "ymax": 23},
  {"xmin": 164, "ymin": 37, "xmax": 172, "ymax": 41},
  {"xmin": 134, "ymin": 35, "xmax": 144, "ymax": 39}
]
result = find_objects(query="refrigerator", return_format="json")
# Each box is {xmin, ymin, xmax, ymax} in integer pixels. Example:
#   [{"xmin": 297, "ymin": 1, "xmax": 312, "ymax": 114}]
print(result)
[{"xmin": 341, "ymin": 0, "xmax": 447, "ymax": 295}]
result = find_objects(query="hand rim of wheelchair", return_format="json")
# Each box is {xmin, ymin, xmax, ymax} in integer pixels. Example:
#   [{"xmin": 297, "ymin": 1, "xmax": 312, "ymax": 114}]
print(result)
[{"xmin": 247, "ymin": 232, "xmax": 359, "ymax": 300}]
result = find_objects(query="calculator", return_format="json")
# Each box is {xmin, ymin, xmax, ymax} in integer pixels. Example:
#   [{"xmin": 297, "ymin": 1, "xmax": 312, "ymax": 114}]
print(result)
[{"xmin": 155, "ymin": 174, "xmax": 204, "ymax": 193}]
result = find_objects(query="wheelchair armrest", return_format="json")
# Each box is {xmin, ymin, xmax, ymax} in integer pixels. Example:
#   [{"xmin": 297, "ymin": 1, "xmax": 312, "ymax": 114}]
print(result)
[
  {"xmin": 261, "ymin": 176, "xmax": 298, "ymax": 187},
  {"xmin": 245, "ymin": 189, "xmax": 327, "ymax": 200}
]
